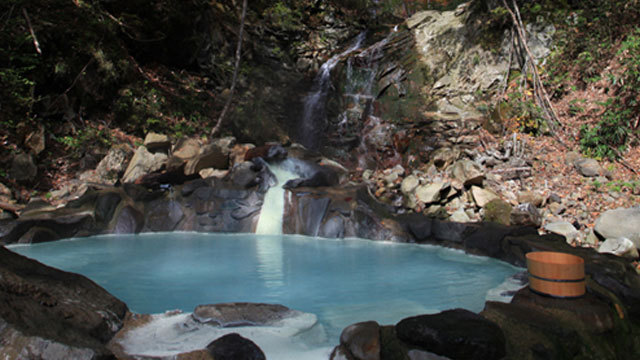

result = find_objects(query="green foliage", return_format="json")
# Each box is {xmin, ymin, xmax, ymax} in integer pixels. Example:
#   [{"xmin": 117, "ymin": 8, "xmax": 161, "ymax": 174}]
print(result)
[
  {"xmin": 579, "ymin": 28, "xmax": 640, "ymax": 159},
  {"xmin": 507, "ymin": 91, "xmax": 546, "ymax": 135},
  {"xmin": 265, "ymin": 1, "xmax": 303, "ymax": 31},
  {"xmin": 55, "ymin": 127, "xmax": 113, "ymax": 158}
]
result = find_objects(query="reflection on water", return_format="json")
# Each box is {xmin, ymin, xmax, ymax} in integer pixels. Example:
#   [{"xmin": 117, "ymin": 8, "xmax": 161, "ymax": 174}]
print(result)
[{"xmin": 255, "ymin": 235, "xmax": 285, "ymax": 290}]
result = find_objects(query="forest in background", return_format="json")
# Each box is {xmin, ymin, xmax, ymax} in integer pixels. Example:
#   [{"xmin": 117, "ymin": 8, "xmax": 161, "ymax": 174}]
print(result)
[{"xmin": 1, "ymin": 0, "xmax": 639, "ymax": 198}]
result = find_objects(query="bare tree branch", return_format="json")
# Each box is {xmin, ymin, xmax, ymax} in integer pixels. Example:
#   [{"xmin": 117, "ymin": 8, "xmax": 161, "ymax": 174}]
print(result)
[
  {"xmin": 209, "ymin": 0, "xmax": 248, "ymax": 138},
  {"xmin": 22, "ymin": 8, "xmax": 41, "ymax": 55}
]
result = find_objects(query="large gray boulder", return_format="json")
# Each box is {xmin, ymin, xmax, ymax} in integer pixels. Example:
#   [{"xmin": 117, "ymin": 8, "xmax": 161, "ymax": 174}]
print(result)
[
  {"xmin": 94, "ymin": 144, "xmax": 133, "ymax": 185},
  {"xmin": 595, "ymin": 207, "xmax": 640, "ymax": 249},
  {"xmin": 598, "ymin": 237, "xmax": 639, "ymax": 259},
  {"xmin": 143, "ymin": 132, "xmax": 171, "ymax": 153},
  {"xmin": 122, "ymin": 146, "xmax": 168, "ymax": 183},
  {"xmin": 0, "ymin": 246, "xmax": 127, "ymax": 359},
  {"xmin": 544, "ymin": 221, "xmax": 579, "ymax": 244}
]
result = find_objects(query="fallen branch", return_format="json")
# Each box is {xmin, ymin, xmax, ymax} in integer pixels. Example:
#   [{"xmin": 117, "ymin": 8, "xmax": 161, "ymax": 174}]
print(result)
[
  {"xmin": 22, "ymin": 8, "xmax": 41, "ymax": 55},
  {"xmin": 491, "ymin": 166, "xmax": 532, "ymax": 173},
  {"xmin": 501, "ymin": 0, "xmax": 564, "ymax": 146}
]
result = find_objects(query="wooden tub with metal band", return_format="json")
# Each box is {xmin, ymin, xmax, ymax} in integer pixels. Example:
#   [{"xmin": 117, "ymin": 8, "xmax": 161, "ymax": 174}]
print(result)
[{"xmin": 526, "ymin": 251, "xmax": 585, "ymax": 298}]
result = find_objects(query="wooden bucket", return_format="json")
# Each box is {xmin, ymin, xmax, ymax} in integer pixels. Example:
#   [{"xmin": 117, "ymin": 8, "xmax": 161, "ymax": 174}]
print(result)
[{"xmin": 526, "ymin": 251, "xmax": 585, "ymax": 298}]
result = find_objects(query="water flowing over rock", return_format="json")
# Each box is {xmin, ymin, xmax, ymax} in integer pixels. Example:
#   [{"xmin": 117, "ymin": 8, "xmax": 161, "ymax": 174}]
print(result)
[{"xmin": 299, "ymin": 32, "xmax": 366, "ymax": 149}]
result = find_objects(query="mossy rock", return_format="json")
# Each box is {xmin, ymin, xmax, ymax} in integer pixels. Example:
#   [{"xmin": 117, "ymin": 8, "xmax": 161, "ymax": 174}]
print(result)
[{"xmin": 483, "ymin": 198, "xmax": 512, "ymax": 226}]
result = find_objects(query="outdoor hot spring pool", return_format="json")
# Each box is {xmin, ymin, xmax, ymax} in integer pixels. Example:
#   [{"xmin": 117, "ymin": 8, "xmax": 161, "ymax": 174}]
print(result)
[{"xmin": 10, "ymin": 232, "xmax": 523, "ymax": 359}]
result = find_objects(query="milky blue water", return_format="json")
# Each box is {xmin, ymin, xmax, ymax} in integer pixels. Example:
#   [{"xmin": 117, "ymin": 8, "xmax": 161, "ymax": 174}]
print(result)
[{"xmin": 10, "ymin": 232, "xmax": 519, "ymax": 342}]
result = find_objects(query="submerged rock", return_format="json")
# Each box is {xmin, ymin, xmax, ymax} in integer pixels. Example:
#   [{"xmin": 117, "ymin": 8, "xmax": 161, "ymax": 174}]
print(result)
[{"xmin": 192, "ymin": 303, "xmax": 299, "ymax": 327}]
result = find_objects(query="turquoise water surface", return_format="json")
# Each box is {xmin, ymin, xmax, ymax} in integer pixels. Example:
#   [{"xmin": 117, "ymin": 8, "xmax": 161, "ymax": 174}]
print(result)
[{"xmin": 10, "ymin": 232, "xmax": 520, "ymax": 343}]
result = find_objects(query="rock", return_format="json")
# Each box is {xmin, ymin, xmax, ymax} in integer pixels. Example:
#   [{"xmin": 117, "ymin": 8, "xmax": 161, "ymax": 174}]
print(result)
[
  {"xmin": 594, "ymin": 207, "xmax": 640, "ymax": 249},
  {"xmin": 430, "ymin": 147, "xmax": 458, "ymax": 169},
  {"xmin": 340, "ymin": 321, "xmax": 381, "ymax": 360},
  {"xmin": 143, "ymin": 132, "xmax": 171, "ymax": 152},
  {"xmin": 584, "ymin": 229, "xmax": 600, "ymax": 247},
  {"xmin": 548, "ymin": 202, "xmax": 565, "ymax": 215},
  {"xmin": 470, "ymin": 186, "xmax": 498, "ymax": 208},
  {"xmin": 25, "ymin": 124, "xmax": 46, "ymax": 155},
  {"xmin": 0, "ymin": 246, "xmax": 127, "ymax": 358},
  {"xmin": 483, "ymin": 199, "xmax": 512, "ymax": 226},
  {"xmin": 199, "ymin": 168, "xmax": 229, "ymax": 179},
  {"xmin": 95, "ymin": 144, "xmax": 133, "ymax": 185},
  {"xmin": 510, "ymin": 203, "xmax": 542, "ymax": 227},
  {"xmin": 173, "ymin": 137, "xmax": 202, "ymax": 160},
  {"xmin": 544, "ymin": 221, "xmax": 579, "ymax": 243},
  {"xmin": 185, "ymin": 143, "xmax": 230, "ymax": 175},
  {"xmin": 206, "ymin": 333, "xmax": 266, "ymax": 360},
  {"xmin": 574, "ymin": 158, "xmax": 602, "ymax": 177},
  {"xmin": 383, "ymin": 172, "xmax": 399, "ymax": 185},
  {"xmin": 448, "ymin": 208, "xmax": 469, "ymax": 222},
  {"xmin": 112, "ymin": 206, "xmax": 143, "ymax": 234},
  {"xmin": 244, "ymin": 144, "xmax": 287, "ymax": 162},
  {"xmin": 565, "ymin": 151, "xmax": 582, "ymax": 166},
  {"xmin": 193, "ymin": 303, "xmax": 297, "ymax": 327},
  {"xmin": 144, "ymin": 198, "xmax": 184, "ymax": 231},
  {"xmin": 407, "ymin": 11, "xmax": 432, "ymax": 29},
  {"xmin": 10, "ymin": 152, "xmax": 37, "ymax": 182},
  {"xmin": 396, "ymin": 309, "xmax": 506, "ymax": 360},
  {"xmin": 517, "ymin": 191, "xmax": 544, "ymax": 207},
  {"xmin": 330, "ymin": 345, "xmax": 356, "ymax": 360},
  {"xmin": 122, "ymin": 146, "xmax": 168, "ymax": 183},
  {"xmin": 415, "ymin": 182, "xmax": 447, "ymax": 204},
  {"xmin": 0, "ymin": 182, "xmax": 11, "ymax": 201},
  {"xmin": 17, "ymin": 226, "xmax": 59, "ymax": 243},
  {"xmin": 407, "ymin": 349, "xmax": 452, "ymax": 360},
  {"xmin": 598, "ymin": 238, "xmax": 639, "ymax": 259},
  {"xmin": 450, "ymin": 159, "xmax": 484, "ymax": 186},
  {"xmin": 401, "ymin": 175, "xmax": 420, "ymax": 196},
  {"xmin": 230, "ymin": 144, "xmax": 255, "ymax": 167}
]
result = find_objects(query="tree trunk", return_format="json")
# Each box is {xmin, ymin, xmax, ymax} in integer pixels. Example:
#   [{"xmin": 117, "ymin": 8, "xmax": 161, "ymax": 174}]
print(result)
[{"xmin": 209, "ymin": 0, "xmax": 248, "ymax": 138}]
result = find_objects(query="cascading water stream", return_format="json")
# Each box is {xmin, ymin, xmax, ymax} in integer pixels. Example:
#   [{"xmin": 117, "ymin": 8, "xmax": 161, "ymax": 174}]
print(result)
[
  {"xmin": 298, "ymin": 32, "xmax": 367, "ymax": 149},
  {"xmin": 255, "ymin": 162, "xmax": 299, "ymax": 235}
]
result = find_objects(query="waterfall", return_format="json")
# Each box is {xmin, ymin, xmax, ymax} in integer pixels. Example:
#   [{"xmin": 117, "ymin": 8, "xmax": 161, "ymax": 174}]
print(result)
[
  {"xmin": 255, "ymin": 162, "xmax": 299, "ymax": 235},
  {"xmin": 298, "ymin": 32, "xmax": 367, "ymax": 149}
]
